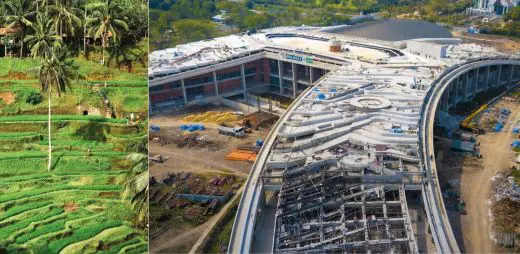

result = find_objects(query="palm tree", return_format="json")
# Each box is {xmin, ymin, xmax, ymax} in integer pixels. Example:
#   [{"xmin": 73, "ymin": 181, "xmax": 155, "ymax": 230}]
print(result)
[
  {"xmin": 25, "ymin": 12, "xmax": 62, "ymax": 58},
  {"xmin": 85, "ymin": 0, "xmax": 129, "ymax": 65},
  {"xmin": 4, "ymin": 0, "xmax": 35, "ymax": 58},
  {"xmin": 121, "ymin": 153, "xmax": 148, "ymax": 226},
  {"xmin": 38, "ymin": 47, "xmax": 75, "ymax": 171},
  {"xmin": 48, "ymin": 0, "xmax": 82, "ymax": 41},
  {"xmin": 107, "ymin": 41, "xmax": 144, "ymax": 73}
]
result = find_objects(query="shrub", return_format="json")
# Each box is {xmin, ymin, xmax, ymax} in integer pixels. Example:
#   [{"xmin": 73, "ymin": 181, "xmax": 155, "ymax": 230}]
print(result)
[{"xmin": 25, "ymin": 91, "xmax": 43, "ymax": 105}]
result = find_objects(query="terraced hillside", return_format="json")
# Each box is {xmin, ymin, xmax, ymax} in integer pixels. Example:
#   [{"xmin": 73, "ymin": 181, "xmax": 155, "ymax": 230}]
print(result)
[
  {"xmin": 0, "ymin": 58, "xmax": 148, "ymax": 253},
  {"xmin": 0, "ymin": 58, "xmax": 148, "ymax": 116},
  {"xmin": 0, "ymin": 115, "xmax": 148, "ymax": 253}
]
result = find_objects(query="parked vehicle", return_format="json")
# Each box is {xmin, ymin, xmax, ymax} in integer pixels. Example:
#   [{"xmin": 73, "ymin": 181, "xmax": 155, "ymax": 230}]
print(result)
[{"xmin": 218, "ymin": 125, "xmax": 246, "ymax": 137}]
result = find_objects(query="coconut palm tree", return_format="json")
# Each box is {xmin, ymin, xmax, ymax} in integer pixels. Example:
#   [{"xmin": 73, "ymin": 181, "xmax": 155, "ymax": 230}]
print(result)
[
  {"xmin": 38, "ymin": 46, "xmax": 75, "ymax": 171},
  {"xmin": 121, "ymin": 153, "xmax": 148, "ymax": 226},
  {"xmin": 85, "ymin": 0, "xmax": 129, "ymax": 65},
  {"xmin": 25, "ymin": 12, "xmax": 62, "ymax": 58},
  {"xmin": 48, "ymin": 0, "xmax": 82, "ymax": 41},
  {"xmin": 107, "ymin": 41, "xmax": 144, "ymax": 73},
  {"xmin": 4, "ymin": 0, "xmax": 35, "ymax": 58}
]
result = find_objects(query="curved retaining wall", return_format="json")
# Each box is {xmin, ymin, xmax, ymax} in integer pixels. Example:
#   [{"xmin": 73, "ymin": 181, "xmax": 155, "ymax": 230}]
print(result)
[{"xmin": 419, "ymin": 57, "xmax": 520, "ymax": 254}]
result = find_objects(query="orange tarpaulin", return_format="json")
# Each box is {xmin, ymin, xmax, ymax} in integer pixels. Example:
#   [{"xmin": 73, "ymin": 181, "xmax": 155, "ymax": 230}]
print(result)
[{"xmin": 225, "ymin": 149, "xmax": 257, "ymax": 162}]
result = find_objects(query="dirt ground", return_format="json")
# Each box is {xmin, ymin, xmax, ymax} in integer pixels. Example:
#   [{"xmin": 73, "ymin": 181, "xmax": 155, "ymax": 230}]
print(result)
[
  {"xmin": 437, "ymin": 100, "xmax": 520, "ymax": 253},
  {"xmin": 0, "ymin": 92, "xmax": 15, "ymax": 105},
  {"xmin": 149, "ymin": 122, "xmax": 268, "ymax": 178},
  {"xmin": 453, "ymin": 31, "xmax": 520, "ymax": 53},
  {"xmin": 149, "ymin": 106, "xmax": 276, "ymax": 253}
]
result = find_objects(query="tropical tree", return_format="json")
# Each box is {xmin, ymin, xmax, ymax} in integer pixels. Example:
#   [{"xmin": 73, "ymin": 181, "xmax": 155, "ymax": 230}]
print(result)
[
  {"xmin": 38, "ymin": 46, "xmax": 76, "ymax": 171},
  {"xmin": 48, "ymin": 0, "xmax": 82, "ymax": 40},
  {"xmin": 25, "ymin": 12, "xmax": 62, "ymax": 58},
  {"xmin": 85, "ymin": 0, "xmax": 129, "ymax": 65},
  {"xmin": 4, "ymin": 0, "xmax": 35, "ymax": 57},
  {"xmin": 121, "ymin": 153, "xmax": 148, "ymax": 226},
  {"xmin": 107, "ymin": 41, "xmax": 144, "ymax": 73}
]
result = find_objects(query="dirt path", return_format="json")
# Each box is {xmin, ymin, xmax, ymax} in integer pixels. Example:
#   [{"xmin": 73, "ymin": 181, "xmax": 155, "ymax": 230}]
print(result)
[{"xmin": 459, "ymin": 101, "xmax": 520, "ymax": 253}]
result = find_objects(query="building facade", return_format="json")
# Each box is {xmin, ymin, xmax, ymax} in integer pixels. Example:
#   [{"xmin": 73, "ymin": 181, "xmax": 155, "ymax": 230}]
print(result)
[{"xmin": 471, "ymin": 0, "xmax": 519, "ymax": 15}]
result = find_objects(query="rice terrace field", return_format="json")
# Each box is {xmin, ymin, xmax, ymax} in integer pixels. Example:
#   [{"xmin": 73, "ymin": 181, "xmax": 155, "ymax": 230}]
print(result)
[{"xmin": 0, "ymin": 58, "xmax": 148, "ymax": 253}]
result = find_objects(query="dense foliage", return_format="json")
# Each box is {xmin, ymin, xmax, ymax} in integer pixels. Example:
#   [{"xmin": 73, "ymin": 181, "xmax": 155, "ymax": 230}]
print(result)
[
  {"xmin": 149, "ymin": 0, "xmax": 484, "ymax": 50},
  {"xmin": 1, "ymin": 0, "xmax": 148, "ymax": 63}
]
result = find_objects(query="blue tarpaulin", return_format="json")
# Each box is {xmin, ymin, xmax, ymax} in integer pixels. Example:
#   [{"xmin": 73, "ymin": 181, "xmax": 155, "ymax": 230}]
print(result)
[
  {"xmin": 180, "ymin": 124, "xmax": 206, "ymax": 132},
  {"xmin": 495, "ymin": 122, "xmax": 504, "ymax": 132},
  {"xmin": 150, "ymin": 125, "xmax": 160, "ymax": 132}
]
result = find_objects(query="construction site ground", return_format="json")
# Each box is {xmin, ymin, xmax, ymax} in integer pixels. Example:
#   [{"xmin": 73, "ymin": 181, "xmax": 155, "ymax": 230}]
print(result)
[
  {"xmin": 453, "ymin": 31, "xmax": 520, "ymax": 54},
  {"xmin": 436, "ymin": 99, "xmax": 520, "ymax": 253},
  {"xmin": 149, "ymin": 105, "xmax": 277, "ymax": 253}
]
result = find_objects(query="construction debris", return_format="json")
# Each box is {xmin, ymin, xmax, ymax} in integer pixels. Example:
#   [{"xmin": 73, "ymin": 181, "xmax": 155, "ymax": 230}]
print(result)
[{"xmin": 492, "ymin": 174, "xmax": 520, "ymax": 203}]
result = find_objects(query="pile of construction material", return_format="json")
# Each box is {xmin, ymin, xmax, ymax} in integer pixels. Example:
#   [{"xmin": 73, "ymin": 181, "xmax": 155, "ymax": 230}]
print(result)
[
  {"xmin": 225, "ymin": 143, "xmax": 263, "ymax": 162},
  {"xmin": 477, "ymin": 107, "xmax": 511, "ymax": 131},
  {"xmin": 491, "ymin": 174, "xmax": 520, "ymax": 203},
  {"xmin": 149, "ymin": 172, "xmax": 241, "ymax": 223},
  {"xmin": 150, "ymin": 130, "xmax": 225, "ymax": 151},
  {"xmin": 182, "ymin": 111, "xmax": 239, "ymax": 125},
  {"xmin": 494, "ymin": 108, "xmax": 511, "ymax": 132}
]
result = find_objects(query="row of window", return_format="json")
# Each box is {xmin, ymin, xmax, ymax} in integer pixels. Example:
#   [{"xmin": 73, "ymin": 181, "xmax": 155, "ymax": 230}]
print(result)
[{"xmin": 151, "ymin": 66, "xmax": 260, "ymax": 93}]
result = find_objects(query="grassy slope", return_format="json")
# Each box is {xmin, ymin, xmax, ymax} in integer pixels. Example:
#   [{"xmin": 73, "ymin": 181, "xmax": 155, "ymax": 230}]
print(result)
[
  {"xmin": 0, "ymin": 54, "xmax": 147, "ymax": 116},
  {"xmin": 0, "ymin": 43, "xmax": 148, "ymax": 253},
  {"xmin": 0, "ymin": 120, "xmax": 148, "ymax": 253}
]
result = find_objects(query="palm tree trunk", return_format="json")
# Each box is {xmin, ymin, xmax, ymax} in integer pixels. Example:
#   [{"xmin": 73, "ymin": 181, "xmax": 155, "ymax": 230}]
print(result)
[
  {"xmin": 102, "ymin": 35, "xmax": 105, "ymax": 65},
  {"xmin": 47, "ymin": 86, "xmax": 52, "ymax": 171},
  {"xmin": 84, "ymin": 5, "xmax": 87, "ymax": 57},
  {"xmin": 20, "ymin": 30, "xmax": 24, "ymax": 58}
]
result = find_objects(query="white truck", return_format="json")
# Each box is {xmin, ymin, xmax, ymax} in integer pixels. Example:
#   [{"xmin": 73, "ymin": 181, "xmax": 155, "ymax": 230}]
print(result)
[{"xmin": 218, "ymin": 125, "xmax": 246, "ymax": 137}]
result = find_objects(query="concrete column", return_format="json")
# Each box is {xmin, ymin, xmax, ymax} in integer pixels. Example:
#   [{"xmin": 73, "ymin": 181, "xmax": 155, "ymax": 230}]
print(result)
[
  {"xmin": 497, "ymin": 65, "xmax": 502, "ymax": 87},
  {"xmin": 181, "ymin": 79, "xmax": 188, "ymax": 104},
  {"xmin": 310, "ymin": 66, "xmax": 314, "ymax": 85},
  {"xmin": 278, "ymin": 60, "xmax": 283, "ymax": 95},
  {"xmin": 454, "ymin": 79, "xmax": 460, "ymax": 107},
  {"xmin": 444, "ymin": 88, "xmax": 450, "ymax": 112},
  {"xmin": 486, "ymin": 65, "xmax": 491, "ymax": 90},
  {"xmin": 508, "ymin": 65, "xmax": 514, "ymax": 88},
  {"xmin": 149, "ymin": 94, "xmax": 153, "ymax": 114},
  {"xmin": 473, "ymin": 69, "xmax": 478, "ymax": 95},
  {"xmin": 213, "ymin": 71, "xmax": 219, "ymax": 96},
  {"xmin": 240, "ymin": 64, "xmax": 247, "ymax": 97},
  {"xmin": 292, "ymin": 63, "xmax": 297, "ymax": 98}
]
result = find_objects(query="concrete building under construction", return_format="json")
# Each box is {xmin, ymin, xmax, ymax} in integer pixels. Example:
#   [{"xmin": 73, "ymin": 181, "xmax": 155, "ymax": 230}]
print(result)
[{"xmin": 149, "ymin": 25, "xmax": 520, "ymax": 253}]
